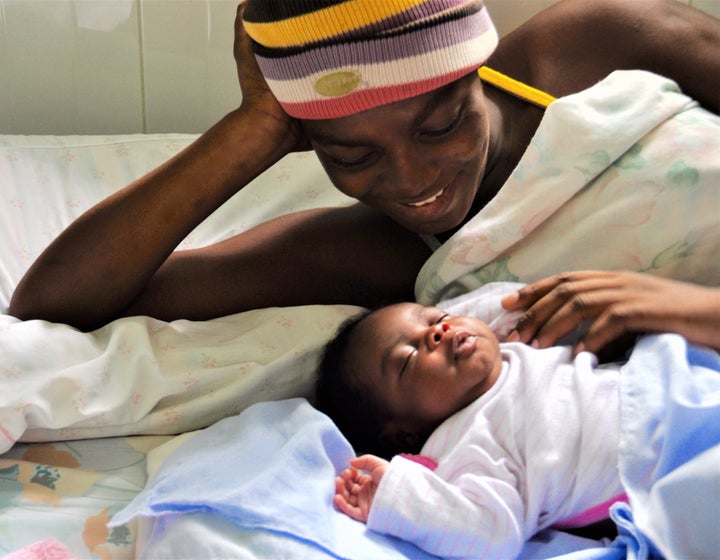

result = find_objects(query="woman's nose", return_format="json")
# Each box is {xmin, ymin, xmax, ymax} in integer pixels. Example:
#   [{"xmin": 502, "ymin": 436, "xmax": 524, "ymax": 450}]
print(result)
[{"xmin": 387, "ymin": 147, "xmax": 440, "ymax": 197}]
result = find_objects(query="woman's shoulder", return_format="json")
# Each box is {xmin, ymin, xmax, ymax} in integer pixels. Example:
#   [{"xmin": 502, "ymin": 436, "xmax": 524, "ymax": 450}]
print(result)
[{"xmin": 488, "ymin": 0, "xmax": 709, "ymax": 101}]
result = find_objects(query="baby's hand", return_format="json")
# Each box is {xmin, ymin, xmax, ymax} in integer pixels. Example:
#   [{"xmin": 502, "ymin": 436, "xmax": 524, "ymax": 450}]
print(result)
[{"xmin": 333, "ymin": 455, "xmax": 389, "ymax": 523}]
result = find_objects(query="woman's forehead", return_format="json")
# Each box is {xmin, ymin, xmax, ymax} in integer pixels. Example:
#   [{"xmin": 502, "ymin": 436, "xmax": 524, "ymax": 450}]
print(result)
[{"xmin": 303, "ymin": 73, "xmax": 476, "ymax": 143}]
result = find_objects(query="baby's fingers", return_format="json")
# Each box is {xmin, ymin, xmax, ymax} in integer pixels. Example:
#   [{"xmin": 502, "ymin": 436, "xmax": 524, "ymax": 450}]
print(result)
[{"xmin": 333, "ymin": 493, "xmax": 365, "ymax": 521}]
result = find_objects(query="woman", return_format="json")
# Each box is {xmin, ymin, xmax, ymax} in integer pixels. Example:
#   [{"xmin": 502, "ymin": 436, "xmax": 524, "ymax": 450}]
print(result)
[{"xmin": 9, "ymin": 0, "xmax": 719, "ymax": 331}]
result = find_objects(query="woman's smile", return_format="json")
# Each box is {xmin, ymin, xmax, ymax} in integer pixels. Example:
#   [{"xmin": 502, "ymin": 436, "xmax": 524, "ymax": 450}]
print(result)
[
  {"xmin": 390, "ymin": 168, "xmax": 474, "ymax": 234},
  {"xmin": 405, "ymin": 187, "xmax": 446, "ymax": 207}
]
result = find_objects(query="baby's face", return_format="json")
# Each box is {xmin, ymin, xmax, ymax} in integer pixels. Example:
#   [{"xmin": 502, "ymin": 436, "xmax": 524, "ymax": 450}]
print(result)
[{"xmin": 348, "ymin": 303, "xmax": 502, "ymax": 434}]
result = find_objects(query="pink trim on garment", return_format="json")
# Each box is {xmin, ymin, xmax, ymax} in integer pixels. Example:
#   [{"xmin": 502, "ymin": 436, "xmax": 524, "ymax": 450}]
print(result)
[
  {"xmin": 553, "ymin": 493, "xmax": 629, "ymax": 529},
  {"xmin": 399, "ymin": 453, "xmax": 438, "ymax": 470}
]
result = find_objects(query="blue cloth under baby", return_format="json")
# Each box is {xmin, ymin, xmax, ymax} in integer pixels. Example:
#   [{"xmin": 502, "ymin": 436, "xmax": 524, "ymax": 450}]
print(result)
[{"xmin": 109, "ymin": 397, "xmax": 436, "ymax": 559}]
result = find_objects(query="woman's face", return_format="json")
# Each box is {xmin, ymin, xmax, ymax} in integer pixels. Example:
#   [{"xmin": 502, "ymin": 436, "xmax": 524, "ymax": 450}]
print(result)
[
  {"xmin": 302, "ymin": 72, "xmax": 491, "ymax": 235},
  {"xmin": 346, "ymin": 303, "xmax": 502, "ymax": 435}
]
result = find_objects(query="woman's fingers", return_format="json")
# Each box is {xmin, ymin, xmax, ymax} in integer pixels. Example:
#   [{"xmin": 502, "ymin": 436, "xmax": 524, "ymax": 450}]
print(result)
[
  {"xmin": 502, "ymin": 272, "xmax": 605, "ymax": 310},
  {"xmin": 529, "ymin": 287, "xmax": 630, "ymax": 348},
  {"xmin": 575, "ymin": 305, "xmax": 640, "ymax": 355},
  {"xmin": 231, "ymin": 2, "xmax": 310, "ymax": 151},
  {"xmin": 506, "ymin": 273, "xmax": 618, "ymax": 345},
  {"xmin": 503, "ymin": 271, "xmax": 720, "ymax": 355}
]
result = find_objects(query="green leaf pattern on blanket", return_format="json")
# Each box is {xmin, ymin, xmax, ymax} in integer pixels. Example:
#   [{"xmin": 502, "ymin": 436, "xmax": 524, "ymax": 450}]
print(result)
[
  {"xmin": 473, "ymin": 257, "xmax": 520, "ymax": 284},
  {"xmin": 574, "ymin": 150, "xmax": 611, "ymax": 175},
  {"xmin": 642, "ymin": 234, "xmax": 698, "ymax": 272},
  {"xmin": 0, "ymin": 440, "xmax": 150, "ymax": 559},
  {"xmin": 422, "ymin": 258, "xmax": 519, "ymax": 304},
  {"xmin": 613, "ymin": 143, "xmax": 645, "ymax": 170},
  {"xmin": 0, "ymin": 463, "xmax": 23, "ymax": 509},
  {"xmin": 665, "ymin": 160, "xmax": 700, "ymax": 188}
]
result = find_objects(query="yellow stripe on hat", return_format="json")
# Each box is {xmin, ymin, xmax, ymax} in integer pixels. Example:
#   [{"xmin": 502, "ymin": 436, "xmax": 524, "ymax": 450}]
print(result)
[{"xmin": 244, "ymin": 0, "xmax": 431, "ymax": 49}]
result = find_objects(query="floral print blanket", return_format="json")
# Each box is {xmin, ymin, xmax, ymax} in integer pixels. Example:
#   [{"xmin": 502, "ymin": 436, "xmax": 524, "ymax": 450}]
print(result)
[{"xmin": 416, "ymin": 70, "xmax": 720, "ymax": 304}]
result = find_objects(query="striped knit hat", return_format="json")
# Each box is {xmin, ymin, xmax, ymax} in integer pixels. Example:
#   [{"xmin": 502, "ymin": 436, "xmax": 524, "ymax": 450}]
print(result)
[{"xmin": 243, "ymin": 0, "xmax": 498, "ymax": 119}]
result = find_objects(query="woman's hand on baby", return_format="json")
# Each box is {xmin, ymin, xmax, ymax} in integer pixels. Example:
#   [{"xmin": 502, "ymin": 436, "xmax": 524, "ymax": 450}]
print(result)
[
  {"xmin": 334, "ymin": 455, "xmax": 389, "ymax": 523},
  {"xmin": 502, "ymin": 271, "xmax": 720, "ymax": 354},
  {"xmin": 234, "ymin": 2, "xmax": 309, "ymax": 152}
]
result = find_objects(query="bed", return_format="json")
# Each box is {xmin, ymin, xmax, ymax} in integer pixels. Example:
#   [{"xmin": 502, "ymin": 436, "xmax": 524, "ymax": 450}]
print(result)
[
  {"xmin": 1, "ymin": 126, "xmax": 719, "ymax": 560},
  {"xmin": 2, "ymin": 1, "xmax": 720, "ymax": 556},
  {"xmin": 0, "ymin": 133, "xmax": 363, "ymax": 558}
]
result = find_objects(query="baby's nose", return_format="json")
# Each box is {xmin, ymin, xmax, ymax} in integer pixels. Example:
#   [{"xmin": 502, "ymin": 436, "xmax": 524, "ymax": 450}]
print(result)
[{"xmin": 430, "ymin": 321, "xmax": 451, "ymax": 344}]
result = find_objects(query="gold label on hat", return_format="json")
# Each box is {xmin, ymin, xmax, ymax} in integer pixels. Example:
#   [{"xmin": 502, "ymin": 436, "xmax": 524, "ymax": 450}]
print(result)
[{"xmin": 314, "ymin": 70, "xmax": 361, "ymax": 98}]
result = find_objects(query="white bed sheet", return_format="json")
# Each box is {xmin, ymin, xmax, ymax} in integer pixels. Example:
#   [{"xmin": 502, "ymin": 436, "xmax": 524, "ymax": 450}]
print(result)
[
  {"xmin": 0, "ymin": 134, "xmax": 361, "ymax": 450},
  {"xmin": 0, "ymin": 133, "xmax": 361, "ymax": 558}
]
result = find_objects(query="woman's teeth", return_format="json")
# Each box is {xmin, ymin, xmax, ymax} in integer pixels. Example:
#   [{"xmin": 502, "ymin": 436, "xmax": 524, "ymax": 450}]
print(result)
[{"xmin": 407, "ymin": 188, "xmax": 445, "ymax": 207}]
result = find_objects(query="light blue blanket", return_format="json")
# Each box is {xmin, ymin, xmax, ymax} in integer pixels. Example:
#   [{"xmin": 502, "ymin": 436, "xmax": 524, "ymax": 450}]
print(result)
[
  {"xmin": 110, "ymin": 397, "xmax": 436, "ymax": 559},
  {"xmin": 614, "ymin": 334, "xmax": 720, "ymax": 559},
  {"xmin": 111, "ymin": 334, "xmax": 720, "ymax": 559}
]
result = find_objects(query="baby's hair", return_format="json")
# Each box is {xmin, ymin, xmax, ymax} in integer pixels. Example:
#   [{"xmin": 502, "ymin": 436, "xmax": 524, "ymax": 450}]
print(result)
[{"xmin": 315, "ymin": 309, "xmax": 411, "ymax": 459}]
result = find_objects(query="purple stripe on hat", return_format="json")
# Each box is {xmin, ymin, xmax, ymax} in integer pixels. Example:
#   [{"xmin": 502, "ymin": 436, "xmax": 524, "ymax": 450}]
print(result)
[{"xmin": 256, "ymin": 6, "xmax": 493, "ymax": 82}]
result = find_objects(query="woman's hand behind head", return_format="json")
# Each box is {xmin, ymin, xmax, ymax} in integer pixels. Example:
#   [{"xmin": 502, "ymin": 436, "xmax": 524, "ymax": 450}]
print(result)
[{"xmin": 234, "ymin": 2, "xmax": 310, "ymax": 152}]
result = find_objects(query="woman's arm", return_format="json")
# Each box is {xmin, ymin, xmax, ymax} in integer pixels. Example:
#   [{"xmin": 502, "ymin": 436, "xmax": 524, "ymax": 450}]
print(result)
[
  {"xmin": 7, "ymin": 5, "xmax": 301, "ymax": 328},
  {"xmin": 8, "ymin": 110, "xmax": 292, "ymax": 327},
  {"xmin": 491, "ymin": 0, "xmax": 720, "ymax": 113}
]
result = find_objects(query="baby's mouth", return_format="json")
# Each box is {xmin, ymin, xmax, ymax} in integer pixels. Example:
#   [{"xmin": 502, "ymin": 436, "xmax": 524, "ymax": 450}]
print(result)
[
  {"xmin": 405, "ymin": 187, "xmax": 446, "ymax": 207},
  {"xmin": 454, "ymin": 331, "xmax": 477, "ymax": 360}
]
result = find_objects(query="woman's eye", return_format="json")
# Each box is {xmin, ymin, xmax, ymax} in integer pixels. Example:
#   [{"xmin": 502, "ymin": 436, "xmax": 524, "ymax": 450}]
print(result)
[
  {"xmin": 422, "ymin": 112, "xmax": 463, "ymax": 138},
  {"xmin": 328, "ymin": 151, "xmax": 376, "ymax": 170}
]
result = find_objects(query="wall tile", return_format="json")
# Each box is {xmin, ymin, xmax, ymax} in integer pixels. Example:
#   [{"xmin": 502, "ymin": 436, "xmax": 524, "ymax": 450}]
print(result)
[
  {"xmin": 485, "ymin": 0, "xmax": 557, "ymax": 37},
  {"xmin": 690, "ymin": 0, "xmax": 720, "ymax": 19},
  {"xmin": 139, "ymin": 0, "xmax": 238, "ymax": 133},
  {"xmin": 0, "ymin": 0, "xmax": 143, "ymax": 134},
  {"xmin": 0, "ymin": 0, "xmax": 716, "ymax": 135}
]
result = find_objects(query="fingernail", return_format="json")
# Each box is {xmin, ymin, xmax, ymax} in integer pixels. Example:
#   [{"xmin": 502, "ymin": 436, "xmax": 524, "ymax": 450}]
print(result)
[
  {"xmin": 530, "ymin": 339, "xmax": 540, "ymax": 348},
  {"xmin": 506, "ymin": 330, "xmax": 519, "ymax": 342}
]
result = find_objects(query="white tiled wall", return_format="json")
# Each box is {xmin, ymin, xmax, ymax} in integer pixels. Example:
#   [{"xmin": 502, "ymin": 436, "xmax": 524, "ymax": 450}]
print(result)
[
  {"xmin": 0, "ymin": 0, "xmax": 240, "ymax": 134},
  {"xmin": 0, "ymin": 0, "xmax": 717, "ymax": 135}
]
